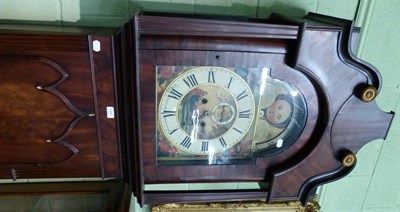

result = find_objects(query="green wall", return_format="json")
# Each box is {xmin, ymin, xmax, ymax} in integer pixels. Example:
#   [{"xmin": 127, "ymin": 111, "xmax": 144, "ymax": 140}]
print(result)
[{"xmin": 1, "ymin": 1, "xmax": 398, "ymax": 211}]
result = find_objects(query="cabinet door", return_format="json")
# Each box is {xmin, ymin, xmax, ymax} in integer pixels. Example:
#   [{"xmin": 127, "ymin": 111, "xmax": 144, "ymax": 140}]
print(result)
[{"xmin": 0, "ymin": 33, "xmax": 120, "ymax": 179}]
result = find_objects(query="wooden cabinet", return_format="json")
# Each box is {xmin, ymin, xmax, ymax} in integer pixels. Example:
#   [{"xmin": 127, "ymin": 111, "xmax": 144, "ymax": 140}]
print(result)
[{"xmin": 0, "ymin": 27, "xmax": 120, "ymax": 180}]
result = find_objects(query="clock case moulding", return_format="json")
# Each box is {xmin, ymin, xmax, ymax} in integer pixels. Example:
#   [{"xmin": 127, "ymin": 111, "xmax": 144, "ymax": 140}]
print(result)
[{"xmin": 115, "ymin": 11, "xmax": 394, "ymax": 206}]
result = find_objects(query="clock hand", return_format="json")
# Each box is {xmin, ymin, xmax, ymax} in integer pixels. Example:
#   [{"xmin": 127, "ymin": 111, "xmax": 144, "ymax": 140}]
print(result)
[
  {"xmin": 218, "ymin": 106, "xmax": 227, "ymax": 122},
  {"xmin": 199, "ymin": 110, "xmax": 211, "ymax": 119}
]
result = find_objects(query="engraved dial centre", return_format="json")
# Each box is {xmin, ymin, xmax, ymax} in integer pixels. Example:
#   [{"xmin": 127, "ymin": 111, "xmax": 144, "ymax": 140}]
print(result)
[{"xmin": 178, "ymin": 85, "xmax": 237, "ymax": 140}]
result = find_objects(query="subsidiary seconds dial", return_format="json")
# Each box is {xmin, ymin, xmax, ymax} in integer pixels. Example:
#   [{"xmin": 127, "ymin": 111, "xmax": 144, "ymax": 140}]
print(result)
[{"xmin": 158, "ymin": 67, "xmax": 256, "ymax": 155}]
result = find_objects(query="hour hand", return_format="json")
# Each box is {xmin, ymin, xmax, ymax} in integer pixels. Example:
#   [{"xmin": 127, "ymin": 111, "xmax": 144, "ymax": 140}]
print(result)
[{"xmin": 198, "ymin": 110, "xmax": 211, "ymax": 119}]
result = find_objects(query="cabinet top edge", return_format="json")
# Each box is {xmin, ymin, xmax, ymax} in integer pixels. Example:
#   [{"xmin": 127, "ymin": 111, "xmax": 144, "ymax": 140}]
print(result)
[{"xmin": 0, "ymin": 23, "xmax": 119, "ymax": 36}]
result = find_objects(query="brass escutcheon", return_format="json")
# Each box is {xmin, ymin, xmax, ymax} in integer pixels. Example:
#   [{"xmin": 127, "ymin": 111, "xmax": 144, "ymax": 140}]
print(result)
[
  {"xmin": 361, "ymin": 86, "xmax": 377, "ymax": 102},
  {"xmin": 342, "ymin": 153, "xmax": 357, "ymax": 167}
]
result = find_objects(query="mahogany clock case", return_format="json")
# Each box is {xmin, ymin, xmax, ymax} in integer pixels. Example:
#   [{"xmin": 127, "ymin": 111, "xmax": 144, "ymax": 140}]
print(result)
[
  {"xmin": 0, "ymin": 11, "xmax": 394, "ymax": 207},
  {"xmin": 136, "ymin": 24, "xmax": 318, "ymax": 181},
  {"xmin": 116, "ymin": 12, "xmax": 394, "ymax": 205}
]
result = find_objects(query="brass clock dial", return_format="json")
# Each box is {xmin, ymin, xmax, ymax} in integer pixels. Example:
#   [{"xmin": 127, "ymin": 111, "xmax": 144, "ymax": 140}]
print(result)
[
  {"xmin": 158, "ymin": 67, "xmax": 256, "ymax": 155},
  {"xmin": 156, "ymin": 66, "xmax": 307, "ymax": 164}
]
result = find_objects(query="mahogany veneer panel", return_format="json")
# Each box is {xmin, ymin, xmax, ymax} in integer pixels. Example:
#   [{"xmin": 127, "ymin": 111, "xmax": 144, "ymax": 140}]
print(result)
[{"xmin": 0, "ymin": 32, "xmax": 120, "ymax": 180}]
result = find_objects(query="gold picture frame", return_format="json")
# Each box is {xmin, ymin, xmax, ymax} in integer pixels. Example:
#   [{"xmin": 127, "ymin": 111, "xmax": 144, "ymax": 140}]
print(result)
[{"xmin": 152, "ymin": 200, "xmax": 320, "ymax": 212}]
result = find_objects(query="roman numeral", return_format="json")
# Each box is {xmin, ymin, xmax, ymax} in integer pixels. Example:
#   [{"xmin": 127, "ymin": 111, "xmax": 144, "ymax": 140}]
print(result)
[
  {"xmin": 236, "ymin": 91, "xmax": 248, "ymax": 101},
  {"xmin": 238, "ymin": 110, "xmax": 251, "ymax": 119},
  {"xmin": 208, "ymin": 71, "xmax": 216, "ymax": 83},
  {"xmin": 219, "ymin": 137, "xmax": 227, "ymax": 147},
  {"xmin": 233, "ymin": 127, "xmax": 243, "ymax": 134},
  {"xmin": 169, "ymin": 128, "xmax": 179, "ymax": 135},
  {"xmin": 226, "ymin": 77, "xmax": 233, "ymax": 88},
  {"xmin": 161, "ymin": 110, "xmax": 176, "ymax": 118},
  {"xmin": 180, "ymin": 136, "xmax": 192, "ymax": 149},
  {"xmin": 201, "ymin": 142, "xmax": 209, "ymax": 152},
  {"xmin": 183, "ymin": 74, "xmax": 198, "ymax": 88},
  {"xmin": 168, "ymin": 88, "xmax": 182, "ymax": 100}
]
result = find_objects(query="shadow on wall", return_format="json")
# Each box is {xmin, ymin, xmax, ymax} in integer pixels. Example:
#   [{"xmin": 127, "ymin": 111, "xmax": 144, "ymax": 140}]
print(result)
[
  {"xmin": 127, "ymin": 1, "xmax": 308, "ymax": 21},
  {"xmin": 76, "ymin": 1, "xmax": 261, "ymax": 26},
  {"xmin": 76, "ymin": 0, "xmax": 309, "ymax": 27},
  {"xmin": 0, "ymin": 1, "xmax": 309, "ymax": 27}
]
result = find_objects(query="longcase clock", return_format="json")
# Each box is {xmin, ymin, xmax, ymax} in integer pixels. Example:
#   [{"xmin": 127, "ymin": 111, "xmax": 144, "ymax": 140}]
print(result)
[
  {"xmin": 115, "ymin": 11, "xmax": 394, "ymax": 206},
  {"xmin": 0, "ymin": 10, "xmax": 394, "ymax": 208}
]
